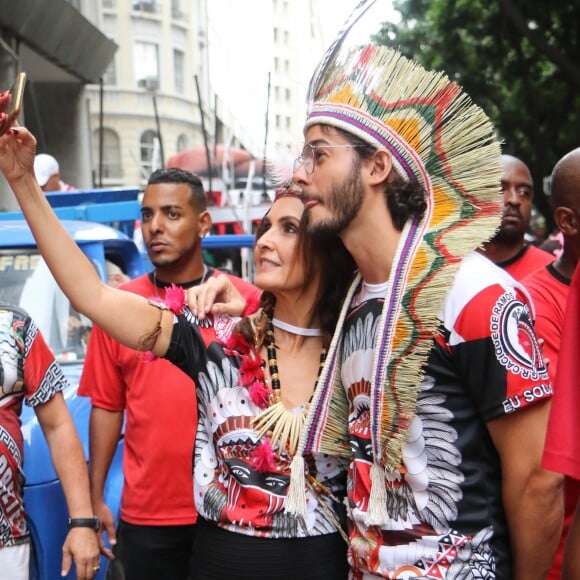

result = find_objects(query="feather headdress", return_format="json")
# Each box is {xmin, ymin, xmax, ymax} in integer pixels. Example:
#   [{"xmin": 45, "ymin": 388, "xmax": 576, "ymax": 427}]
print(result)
[{"xmin": 286, "ymin": 30, "xmax": 503, "ymax": 524}]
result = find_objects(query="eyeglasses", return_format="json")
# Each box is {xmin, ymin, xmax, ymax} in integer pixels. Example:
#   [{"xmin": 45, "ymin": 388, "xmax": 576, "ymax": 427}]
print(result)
[{"xmin": 293, "ymin": 144, "xmax": 362, "ymax": 174}]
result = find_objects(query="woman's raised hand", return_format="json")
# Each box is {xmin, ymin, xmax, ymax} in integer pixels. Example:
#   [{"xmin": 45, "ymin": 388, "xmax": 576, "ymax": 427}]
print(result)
[
  {"xmin": 0, "ymin": 113, "xmax": 37, "ymax": 187},
  {"xmin": 187, "ymin": 274, "xmax": 247, "ymax": 320}
]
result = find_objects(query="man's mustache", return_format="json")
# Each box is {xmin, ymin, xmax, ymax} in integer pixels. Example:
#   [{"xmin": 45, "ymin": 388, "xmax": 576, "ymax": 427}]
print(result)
[{"xmin": 502, "ymin": 207, "xmax": 521, "ymax": 218}]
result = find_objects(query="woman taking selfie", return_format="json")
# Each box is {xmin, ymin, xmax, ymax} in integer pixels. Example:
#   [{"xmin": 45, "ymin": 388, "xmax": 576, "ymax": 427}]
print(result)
[{"xmin": 0, "ymin": 117, "xmax": 355, "ymax": 579}]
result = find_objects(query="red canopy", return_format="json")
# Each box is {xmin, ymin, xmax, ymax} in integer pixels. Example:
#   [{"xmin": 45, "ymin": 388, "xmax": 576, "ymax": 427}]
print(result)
[{"xmin": 167, "ymin": 145, "xmax": 253, "ymax": 175}]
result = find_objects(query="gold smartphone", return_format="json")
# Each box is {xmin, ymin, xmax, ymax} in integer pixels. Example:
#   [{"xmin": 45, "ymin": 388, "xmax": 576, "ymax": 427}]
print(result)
[{"xmin": 7, "ymin": 72, "xmax": 27, "ymax": 118}]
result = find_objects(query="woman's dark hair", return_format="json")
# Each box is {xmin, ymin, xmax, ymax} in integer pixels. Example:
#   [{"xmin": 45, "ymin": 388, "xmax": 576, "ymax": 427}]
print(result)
[
  {"xmin": 332, "ymin": 127, "xmax": 427, "ymax": 230},
  {"xmin": 309, "ymin": 231, "xmax": 356, "ymax": 345},
  {"xmin": 240, "ymin": 193, "xmax": 356, "ymax": 349}
]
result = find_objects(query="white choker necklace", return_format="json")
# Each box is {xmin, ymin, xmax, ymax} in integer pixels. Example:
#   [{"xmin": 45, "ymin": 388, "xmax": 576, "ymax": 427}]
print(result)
[{"xmin": 272, "ymin": 317, "xmax": 322, "ymax": 336}]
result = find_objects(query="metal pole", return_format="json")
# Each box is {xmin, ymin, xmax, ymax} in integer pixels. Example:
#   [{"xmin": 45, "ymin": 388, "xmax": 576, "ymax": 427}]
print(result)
[
  {"xmin": 195, "ymin": 74, "xmax": 212, "ymax": 196},
  {"xmin": 98, "ymin": 77, "xmax": 104, "ymax": 187},
  {"xmin": 213, "ymin": 92, "xmax": 218, "ymax": 160},
  {"xmin": 262, "ymin": 72, "xmax": 271, "ymax": 196},
  {"xmin": 151, "ymin": 93, "xmax": 165, "ymax": 167}
]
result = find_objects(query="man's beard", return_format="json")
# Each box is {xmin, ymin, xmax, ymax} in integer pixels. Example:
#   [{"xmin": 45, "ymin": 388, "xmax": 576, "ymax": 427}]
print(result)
[
  {"xmin": 491, "ymin": 221, "xmax": 526, "ymax": 244},
  {"xmin": 309, "ymin": 162, "xmax": 364, "ymax": 238}
]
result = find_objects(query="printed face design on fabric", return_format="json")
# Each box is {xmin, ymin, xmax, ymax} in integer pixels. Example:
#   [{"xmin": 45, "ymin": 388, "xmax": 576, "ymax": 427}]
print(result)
[
  {"xmin": 203, "ymin": 400, "xmax": 292, "ymax": 527},
  {"xmin": 490, "ymin": 292, "xmax": 549, "ymax": 387}
]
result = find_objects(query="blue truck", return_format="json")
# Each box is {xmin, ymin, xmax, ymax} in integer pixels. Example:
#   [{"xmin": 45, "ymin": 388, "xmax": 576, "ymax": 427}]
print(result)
[{"xmin": 0, "ymin": 188, "xmax": 256, "ymax": 579}]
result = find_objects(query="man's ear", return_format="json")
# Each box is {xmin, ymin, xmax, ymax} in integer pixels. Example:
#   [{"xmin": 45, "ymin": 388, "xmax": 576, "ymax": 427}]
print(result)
[
  {"xmin": 366, "ymin": 149, "xmax": 393, "ymax": 185},
  {"xmin": 199, "ymin": 210, "xmax": 212, "ymax": 238},
  {"xmin": 554, "ymin": 206, "xmax": 578, "ymax": 236}
]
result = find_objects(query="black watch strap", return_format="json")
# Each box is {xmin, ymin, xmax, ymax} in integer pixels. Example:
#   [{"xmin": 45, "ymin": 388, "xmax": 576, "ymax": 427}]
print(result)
[{"xmin": 68, "ymin": 517, "xmax": 99, "ymax": 531}]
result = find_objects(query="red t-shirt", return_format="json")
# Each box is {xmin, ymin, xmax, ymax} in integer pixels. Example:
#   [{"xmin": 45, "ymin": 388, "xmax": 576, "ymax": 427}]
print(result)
[
  {"xmin": 541, "ymin": 266, "xmax": 580, "ymax": 579},
  {"xmin": 523, "ymin": 262, "xmax": 570, "ymax": 382},
  {"xmin": 543, "ymin": 265, "xmax": 580, "ymax": 477},
  {"xmin": 78, "ymin": 270, "xmax": 261, "ymax": 526},
  {"xmin": 499, "ymin": 244, "xmax": 553, "ymax": 281}
]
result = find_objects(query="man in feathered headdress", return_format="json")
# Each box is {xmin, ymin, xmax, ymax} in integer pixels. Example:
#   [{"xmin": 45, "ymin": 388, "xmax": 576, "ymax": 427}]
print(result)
[{"xmin": 291, "ymin": 42, "xmax": 562, "ymax": 579}]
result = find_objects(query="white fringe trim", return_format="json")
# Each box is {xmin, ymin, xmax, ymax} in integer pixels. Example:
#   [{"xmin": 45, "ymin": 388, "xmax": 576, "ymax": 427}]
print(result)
[
  {"xmin": 285, "ymin": 455, "xmax": 307, "ymax": 517},
  {"xmin": 366, "ymin": 462, "xmax": 389, "ymax": 526}
]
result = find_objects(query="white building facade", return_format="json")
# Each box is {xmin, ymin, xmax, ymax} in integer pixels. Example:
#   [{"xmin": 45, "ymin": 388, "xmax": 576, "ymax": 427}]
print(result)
[{"xmin": 87, "ymin": 0, "xmax": 328, "ymax": 189}]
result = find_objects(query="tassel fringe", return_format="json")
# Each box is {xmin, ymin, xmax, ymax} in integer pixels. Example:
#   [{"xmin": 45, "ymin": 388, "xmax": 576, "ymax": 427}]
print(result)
[
  {"xmin": 285, "ymin": 455, "xmax": 307, "ymax": 517},
  {"xmin": 366, "ymin": 462, "xmax": 389, "ymax": 526}
]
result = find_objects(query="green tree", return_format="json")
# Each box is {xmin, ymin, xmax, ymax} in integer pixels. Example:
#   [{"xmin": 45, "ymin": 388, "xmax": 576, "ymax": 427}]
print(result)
[{"xmin": 374, "ymin": 0, "xmax": 580, "ymax": 229}]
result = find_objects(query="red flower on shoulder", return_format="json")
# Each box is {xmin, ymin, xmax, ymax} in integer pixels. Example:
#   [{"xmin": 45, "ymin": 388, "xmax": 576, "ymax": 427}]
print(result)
[
  {"xmin": 225, "ymin": 332, "xmax": 270, "ymax": 407},
  {"xmin": 164, "ymin": 284, "xmax": 186, "ymax": 314},
  {"xmin": 225, "ymin": 332, "xmax": 252, "ymax": 355},
  {"xmin": 240, "ymin": 353, "xmax": 263, "ymax": 382},
  {"xmin": 248, "ymin": 379, "xmax": 271, "ymax": 408}
]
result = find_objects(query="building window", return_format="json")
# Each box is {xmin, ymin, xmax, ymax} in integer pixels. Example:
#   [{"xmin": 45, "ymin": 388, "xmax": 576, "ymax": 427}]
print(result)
[
  {"xmin": 275, "ymin": 114, "xmax": 281, "ymax": 129},
  {"xmin": 174, "ymin": 49, "xmax": 185, "ymax": 94},
  {"xmin": 285, "ymin": 87, "xmax": 291, "ymax": 102},
  {"xmin": 177, "ymin": 133, "xmax": 188, "ymax": 152},
  {"xmin": 286, "ymin": 116, "xmax": 291, "ymax": 130},
  {"xmin": 102, "ymin": 0, "xmax": 116, "ymax": 9},
  {"xmin": 273, "ymin": 27, "xmax": 278, "ymax": 42},
  {"xmin": 92, "ymin": 128, "xmax": 122, "ymax": 179},
  {"xmin": 135, "ymin": 42, "xmax": 159, "ymax": 89},
  {"xmin": 171, "ymin": 0, "xmax": 185, "ymax": 19},
  {"xmin": 132, "ymin": 0, "xmax": 158, "ymax": 13}
]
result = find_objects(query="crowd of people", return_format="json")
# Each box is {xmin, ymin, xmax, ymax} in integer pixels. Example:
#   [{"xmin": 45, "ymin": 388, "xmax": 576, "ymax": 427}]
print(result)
[{"xmin": 0, "ymin": 37, "xmax": 578, "ymax": 580}]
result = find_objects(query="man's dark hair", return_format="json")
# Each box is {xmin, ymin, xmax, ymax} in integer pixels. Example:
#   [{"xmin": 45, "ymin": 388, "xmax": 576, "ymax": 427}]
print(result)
[
  {"xmin": 334, "ymin": 127, "xmax": 427, "ymax": 230},
  {"xmin": 147, "ymin": 167, "xmax": 207, "ymax": 211}
]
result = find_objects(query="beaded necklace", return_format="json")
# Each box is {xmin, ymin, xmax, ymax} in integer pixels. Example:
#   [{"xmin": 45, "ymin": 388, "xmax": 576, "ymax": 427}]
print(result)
[{"xmin": 252, "ymin": 315, "xmax": 327, "ymax": 455}]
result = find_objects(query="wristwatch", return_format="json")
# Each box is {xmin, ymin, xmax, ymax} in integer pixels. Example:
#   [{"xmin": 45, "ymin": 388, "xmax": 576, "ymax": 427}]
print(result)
[{"xmin": 68, "ymin": 517, "xmax": 100, "ymax": 531}]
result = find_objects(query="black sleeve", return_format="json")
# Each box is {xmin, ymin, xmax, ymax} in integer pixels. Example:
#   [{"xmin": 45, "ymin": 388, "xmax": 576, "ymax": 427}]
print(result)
[{"xmin": 164, "ymin": 312, "xmax": 209, "ymax": 380}]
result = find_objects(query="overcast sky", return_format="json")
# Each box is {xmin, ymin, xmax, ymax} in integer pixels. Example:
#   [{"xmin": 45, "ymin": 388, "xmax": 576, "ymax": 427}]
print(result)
[
  {"xmin": 206, "ymin": 0, "xmax": 399, "ymax": 154},
  {"xmin": 317, "ymin": 0, "xmax": 399, "ymax": 48}
]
